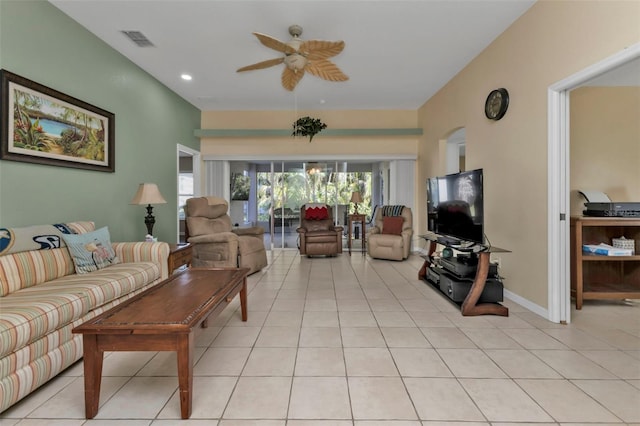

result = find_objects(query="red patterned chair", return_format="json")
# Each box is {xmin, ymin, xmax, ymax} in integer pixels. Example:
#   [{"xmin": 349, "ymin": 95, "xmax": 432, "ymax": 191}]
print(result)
[{"xmin": 296, "ymin": 203, "xmax": 343, "ymax": 256}]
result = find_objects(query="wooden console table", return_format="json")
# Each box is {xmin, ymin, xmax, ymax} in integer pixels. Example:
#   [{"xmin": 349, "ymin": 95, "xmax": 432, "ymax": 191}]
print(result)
[
  {"xmin": 419, "ymin": 233, "xmax": 509, "ymax": 316},
  {"xmin": 73, "ymin": 267, "xmax": 249, "ymax": 419}
]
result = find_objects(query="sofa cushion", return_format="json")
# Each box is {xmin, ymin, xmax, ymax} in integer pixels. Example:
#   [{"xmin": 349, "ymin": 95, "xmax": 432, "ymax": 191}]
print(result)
[
  {"xmin": 61, "ymin": 227, "xmax": 119, "ymax": 274},
  {"xmin": 382, "ymin": 217, "xmax": 404, "ymax": 235},
  {"xmin": 0, "ymin": 247, "xmax": 76, "ymax": 297},
  {"xmin": 0, "ymin": 261, "xmax": 160, "ymax": 358}
]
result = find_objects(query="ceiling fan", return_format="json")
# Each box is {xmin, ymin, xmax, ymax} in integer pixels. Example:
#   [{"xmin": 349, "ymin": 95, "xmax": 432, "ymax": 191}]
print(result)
[{"xmin": 237, "ymin": 25, "xmax": 348, "ymax": 91}]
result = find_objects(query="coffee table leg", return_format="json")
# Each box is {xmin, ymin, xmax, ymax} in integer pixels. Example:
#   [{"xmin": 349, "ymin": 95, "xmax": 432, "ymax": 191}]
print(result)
[
  {"xmin": 177, "ymin": 333, "xmax": 194, "ymax": 419},
  {"xmin": 82, "ymin": 334, "xmax": 104, "ymax": 419},
  {"xmin": 240, "ymin": 277, "xmax": 248, "ymax": 322}
]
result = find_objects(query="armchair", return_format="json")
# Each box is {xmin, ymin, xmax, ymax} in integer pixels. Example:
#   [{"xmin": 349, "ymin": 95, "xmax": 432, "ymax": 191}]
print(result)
[
  {"xmin": 185, "ymin": 196, "xmax": 267, "ymax": 274},
  {"xmin": 296, "ymin": 203, "xmax": 343, "ymax": 256},
  {"xmin": 367, "ymin": 205, "xmax": 413, "ymax": 261}
]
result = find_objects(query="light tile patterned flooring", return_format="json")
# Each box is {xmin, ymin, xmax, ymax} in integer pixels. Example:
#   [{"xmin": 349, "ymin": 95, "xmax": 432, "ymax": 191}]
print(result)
[{"xmin": 1, "ymin": 250, "xmax": 639, "ymax": 425}]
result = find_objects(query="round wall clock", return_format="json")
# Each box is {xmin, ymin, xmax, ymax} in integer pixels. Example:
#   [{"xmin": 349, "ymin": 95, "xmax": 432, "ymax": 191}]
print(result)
[{"xmin": 484, "ymin": 88, "xmax": 509, "ymax": 120}]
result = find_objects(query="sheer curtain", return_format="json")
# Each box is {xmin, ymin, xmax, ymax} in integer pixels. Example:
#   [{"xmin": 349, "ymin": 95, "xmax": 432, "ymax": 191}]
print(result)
[
  {"xmin": 389, "ymin": 159, "xmax": 415, "ymax": 210},
  {"xmin": 204, "ymin": 160, "xmax": 230, "ymax": 200}
]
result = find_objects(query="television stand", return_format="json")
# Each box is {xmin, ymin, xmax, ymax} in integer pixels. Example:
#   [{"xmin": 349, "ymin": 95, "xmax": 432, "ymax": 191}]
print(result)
[{"xmin": 418, "ymin": 233, "xmax": 509, "ymax": 316}]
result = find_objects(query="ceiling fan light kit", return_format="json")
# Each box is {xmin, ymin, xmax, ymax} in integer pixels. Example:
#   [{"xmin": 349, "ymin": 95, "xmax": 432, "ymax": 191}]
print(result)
[{"xmin": 237, "ymin": 25, "xmax": 349, "ymax": 91}]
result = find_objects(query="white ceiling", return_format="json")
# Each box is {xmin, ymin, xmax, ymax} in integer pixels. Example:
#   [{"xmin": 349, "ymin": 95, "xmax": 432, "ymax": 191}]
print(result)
[{"xmin": 48, "ymin": 0, "xmax": 537, "ymax": 111}]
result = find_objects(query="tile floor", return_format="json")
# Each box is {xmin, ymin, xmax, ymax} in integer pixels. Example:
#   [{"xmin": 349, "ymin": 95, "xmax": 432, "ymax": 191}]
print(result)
[{"xmin": 1, "ymin": 250, "xmax": 639, "ymax": 425}]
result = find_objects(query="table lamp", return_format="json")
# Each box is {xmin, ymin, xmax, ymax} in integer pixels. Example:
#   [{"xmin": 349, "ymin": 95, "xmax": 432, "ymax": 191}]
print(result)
[
  {"xmin": 130, "ymin": 183, "xmax": 167, "ymax": 237},
  {"xmin": 350, "ymin": 191, "xmax": 363, "ymax": 214}
]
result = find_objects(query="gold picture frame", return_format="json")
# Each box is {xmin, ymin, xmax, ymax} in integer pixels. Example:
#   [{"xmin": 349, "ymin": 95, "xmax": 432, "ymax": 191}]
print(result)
[{"xmin": 0, "ymin": 70, "xmax": 115, "ymax": 172}]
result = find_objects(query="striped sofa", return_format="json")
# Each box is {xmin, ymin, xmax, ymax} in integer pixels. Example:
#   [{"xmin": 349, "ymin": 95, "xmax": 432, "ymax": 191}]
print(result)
[{"xmin": 0, "ymin": 222, "xmax": 170, "ymax": 413}]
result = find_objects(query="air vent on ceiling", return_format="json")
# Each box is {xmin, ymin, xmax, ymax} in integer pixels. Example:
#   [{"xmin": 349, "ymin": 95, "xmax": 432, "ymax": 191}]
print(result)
[{"xmin": 121, "ymin": 30, "xmax": 154, "ymax": 47}]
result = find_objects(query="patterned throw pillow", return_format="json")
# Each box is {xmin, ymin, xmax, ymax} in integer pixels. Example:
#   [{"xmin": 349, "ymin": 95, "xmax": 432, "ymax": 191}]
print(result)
[
  {"xmin": 305, "ymin": 206, "xmax": 329, "ymax": 220},
  {"xmin": 61, "ymin": 226, "xmax": 119, "ymax": 274},
  {"xmin": 381, "ymin": 205, "xmax": 405, "ymax": 217}
]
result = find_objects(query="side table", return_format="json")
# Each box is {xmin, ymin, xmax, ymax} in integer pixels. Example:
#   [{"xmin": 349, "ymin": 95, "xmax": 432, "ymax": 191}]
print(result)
[
  {"xmin": 168, "ymin": 243, "xmax": 192, "ymax": 274},
  {"xmin": 348, "ymin": 214, "xmax": 367, "ymax": 254}
]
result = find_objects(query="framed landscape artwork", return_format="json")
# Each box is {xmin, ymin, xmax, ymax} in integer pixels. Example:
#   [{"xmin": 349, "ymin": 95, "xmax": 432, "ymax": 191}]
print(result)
[{"xmin": 0, "ymin": 70, "xmax": 115, "ymax": 172}]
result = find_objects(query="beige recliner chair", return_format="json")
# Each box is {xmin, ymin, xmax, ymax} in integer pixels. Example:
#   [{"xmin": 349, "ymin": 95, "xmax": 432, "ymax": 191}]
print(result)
[
  {"xmin": 367, "ymin": 205, "xmax": 413, "ymax": 261},
  {"xmin": 185, "ymin": 196, "xmax": 267, "ymax": 275}
]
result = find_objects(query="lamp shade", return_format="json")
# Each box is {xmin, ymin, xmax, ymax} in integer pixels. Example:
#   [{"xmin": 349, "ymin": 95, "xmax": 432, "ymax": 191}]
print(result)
[
  {"xmin": 130, "ymin": 183, "xmax": 167, "ymax": 205},
  {"xmin": 350, "ymin": 191, "xmax": 363, "ymax": 204}
]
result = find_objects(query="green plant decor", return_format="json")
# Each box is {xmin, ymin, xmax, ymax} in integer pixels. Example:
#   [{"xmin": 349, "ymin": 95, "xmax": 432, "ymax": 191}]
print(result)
[{"xmin": 292, "ymin": 116, "xmax": 327, "ymax": 142}]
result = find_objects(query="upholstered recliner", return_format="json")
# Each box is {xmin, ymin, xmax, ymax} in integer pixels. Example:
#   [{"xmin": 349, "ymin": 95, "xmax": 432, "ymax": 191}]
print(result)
[
  {"xmin": 296, "ymin": 203, "xmax": 343, "ymax": 256},
  {"xmin": 367, "ymin": 205, "xmax": 413, "ymax": 261},
  {"xmin": 185, "ymin": 196, "xmax": 267, "ymax": 274}
]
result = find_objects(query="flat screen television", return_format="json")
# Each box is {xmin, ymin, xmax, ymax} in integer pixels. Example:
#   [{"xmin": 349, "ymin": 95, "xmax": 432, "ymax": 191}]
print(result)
[{"xmin": 427, "ymin": 168, "xmax": 484, "ymax": 245}]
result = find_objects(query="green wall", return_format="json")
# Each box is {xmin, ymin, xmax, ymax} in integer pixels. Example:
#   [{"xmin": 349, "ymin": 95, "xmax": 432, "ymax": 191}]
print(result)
[{"xmin": 0, "ymin": 1, "xmax": 200, "ymax": 242}]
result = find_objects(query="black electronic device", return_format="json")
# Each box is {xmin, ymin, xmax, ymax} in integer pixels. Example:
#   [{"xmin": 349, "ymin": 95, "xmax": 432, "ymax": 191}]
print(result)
[
  {"xmin": 425, "ymin": 266, "xmax": 441, "ymax": 285},
  {"xmin": 426, "ymin": 266, "xmax": 503, "ymax": 303},
  {"xmin": 427, "ymin": 169, "xmax": 484, "ymax": 245},
  {"xmin": 440, "ymin": 256, "xmax": 498, "ymax": 278},
  {"xmin": 583, "ymin": 202, "xmax": 640, "ymax": 217},
  {"xmin": 456, "ymin": 253, "xmax": 478, "ymax": 266}
]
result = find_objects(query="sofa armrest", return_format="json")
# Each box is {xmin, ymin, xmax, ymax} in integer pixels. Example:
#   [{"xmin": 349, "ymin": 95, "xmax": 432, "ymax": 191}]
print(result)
[
  {"xmin": 112, "ymin": 241, "xmax": 170, "ymax": 280},
  {"xmin": 232, "ymin": 226, "xmax": 265, "ymax": 237}
]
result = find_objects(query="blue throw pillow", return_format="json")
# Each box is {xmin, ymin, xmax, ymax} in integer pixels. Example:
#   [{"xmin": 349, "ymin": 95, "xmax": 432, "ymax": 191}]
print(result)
[{"xmin": 61, "ymin": 226, "xmax": 119, "ymax": 274}]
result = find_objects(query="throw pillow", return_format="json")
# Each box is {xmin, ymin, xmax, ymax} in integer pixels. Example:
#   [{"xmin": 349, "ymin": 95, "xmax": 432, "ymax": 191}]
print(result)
[
  {"xmin": 61, "ymin": 226, "xmax": 119, "ymax": 274},
  {"xmin": 305, "ymin": 206, "xmax": 328, "ymax": 220},
  {"xmin": 382, "ymin": 216, "xmax": 404, "ymax": 235},
  {"xmin": 381, "ymin": 205, "xmax": 405, "ymax": 217}
]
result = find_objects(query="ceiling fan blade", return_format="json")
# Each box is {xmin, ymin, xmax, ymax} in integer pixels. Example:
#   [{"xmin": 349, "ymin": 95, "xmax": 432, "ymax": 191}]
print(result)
[
  {"xmin": 237, "ymin": 57, "xmax": 284, "ymax": 72},
  {"xmin": 253, "ymin": 32, "xmax": 296, "ymax": 54},
  {"xmin": 282, "ymin": 67, "xmax": 305, "ymax": 91},
  {"xmin": 301, "ymin": 40, "xmax": 345, "ymax": 60},
  {"xmin": 305, "ymin": 59, "xmax": 349, "ymax": 82}
]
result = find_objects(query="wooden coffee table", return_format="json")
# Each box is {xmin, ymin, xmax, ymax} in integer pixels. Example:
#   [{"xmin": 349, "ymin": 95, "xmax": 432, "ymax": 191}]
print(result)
[{"xmin": 72, "ymin": 267, "xmax": 249, "ymax": 419}]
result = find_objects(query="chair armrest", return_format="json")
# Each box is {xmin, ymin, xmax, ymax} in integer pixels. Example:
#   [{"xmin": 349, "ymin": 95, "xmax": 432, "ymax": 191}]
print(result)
[
  {"xmin": 296, "ymin": 227, "xmax": 307, "ymax": 234},
  {"xmin": 232, "ymin": 226, "xmax": 265, "ymax": 237},
  {"xmin": 369, "ymin": 226, "xmax": 381, "ymax": 235},
  {"xmin": 188, "ymin": 232, "xmax": 238, "ymax": 244},
  {"xmin": 112, "ymin": 241, "xmax": 170, "ymax": 279},
  {"xmin": 332, "ymin": 225, "xmax": 344, "ymax": 233}
]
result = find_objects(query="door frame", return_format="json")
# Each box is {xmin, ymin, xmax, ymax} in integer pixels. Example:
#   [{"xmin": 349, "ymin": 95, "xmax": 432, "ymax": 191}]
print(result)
[
  {"xmin": 547, "ymin": 43, "xmax": 640, "ymax": 323},
  {"xmin": 176, "ymin": 144, "xmax": 201, "ymax": 242}
]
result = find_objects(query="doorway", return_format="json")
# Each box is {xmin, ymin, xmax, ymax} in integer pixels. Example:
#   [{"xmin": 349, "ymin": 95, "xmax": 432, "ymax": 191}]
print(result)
[
  {"xmin": 177, "ymin": 144, "xmax": 201, "ymax": 243},
  {"xmin": 446, "ymin": 128, "xmax": 466, "ymax": 174},
  {"xmin": 547, "ymin": 43, "xmax": 640, "ymax": 323}
]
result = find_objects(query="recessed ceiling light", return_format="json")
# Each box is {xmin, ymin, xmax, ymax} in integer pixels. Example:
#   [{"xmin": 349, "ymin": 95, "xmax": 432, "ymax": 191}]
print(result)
[{"xmin": 181, "ymin": 74, "xmax": 192, "ymax": 81}]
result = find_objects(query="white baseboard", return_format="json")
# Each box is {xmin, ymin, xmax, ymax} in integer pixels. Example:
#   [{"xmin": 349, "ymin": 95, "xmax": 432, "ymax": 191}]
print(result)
[{"xmin": 504, "ymin": 289, "xmax": 550, "ymax": 321}]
